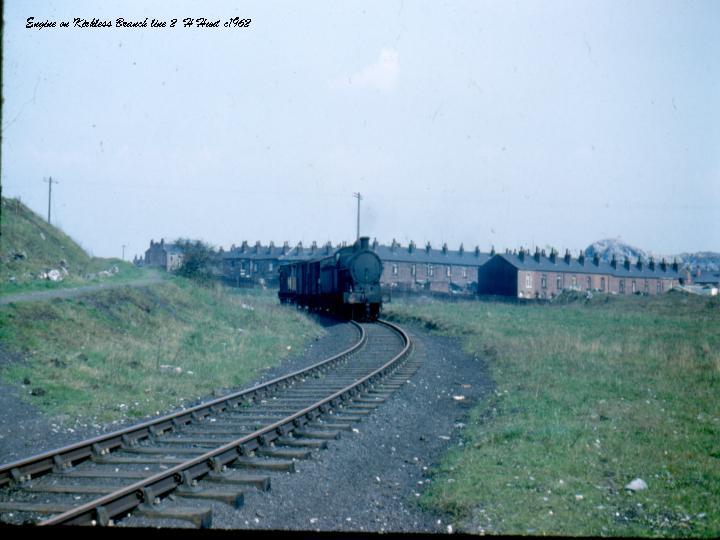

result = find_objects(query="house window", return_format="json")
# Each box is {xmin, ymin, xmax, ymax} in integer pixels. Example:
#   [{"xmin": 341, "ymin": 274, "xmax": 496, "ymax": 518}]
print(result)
[
  {"xmin": 644, "ymin": 280, "xmax": 649, "ymax": 293},
  {"xmin": 600, "ymin": 277, "xmax": 605, "ymax": 291},
  {"xmin": 446, "ymin": 266, "xmax": 451, "ymax": 277},
  {"xmin": 571, "ymin": 275, "xmax": 577, "ymax": 288},
  {"xmin": 541, "ymin": 274, "xmax": 547, "ymax": 289},
  {"xmin": 392, "ymin": 264, "xmax": 398, "ymax": 276},
  {"xmin": 462, "ymin": 267, "xmax": 467, "ymax": 278},
  {"xmin": 428, "ymin": 264, "xmax": 434, "ymax": 277},
  {"xmin": 620, "ymin": 280, "xmax": 625, "ymax": 294},
  {"xmin": 556, "ymin": 275, "xmax": 563, "ymax": 289},
  {"xmin": 587, "ymin": 276, "xmax": 592, "ymax": 290},
  {"xmin": 632, "ymin": 280, "xmax": 637, "ymax": 293},
  {"xmin": 411, "ymin": 264, "xmax": 416, "ymax": 277},
  {"xmin": 525, "ymin": 272, "xmax": 533, "ymax": 289},
  {"xmin": 269, "ymin": 262, "xmax": 274, "ymax": 272}
]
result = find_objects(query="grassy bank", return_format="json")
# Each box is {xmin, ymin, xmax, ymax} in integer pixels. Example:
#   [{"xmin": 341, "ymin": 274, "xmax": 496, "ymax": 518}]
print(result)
[
  {"xmin": 385, "ymin": 292, "xmax": 720, "ymax": 537},
  {"xmin": 1, "ymin": 197, "xmax": 150, "ymax": 295},
  {"xmin": 0, "ymin": 280, "xmax": 325, "ymax": 422}
]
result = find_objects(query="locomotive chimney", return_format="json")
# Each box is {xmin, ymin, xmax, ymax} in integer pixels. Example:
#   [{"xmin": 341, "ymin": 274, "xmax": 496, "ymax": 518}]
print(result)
[{"xmin": 359, "ymin": 237, "xmax": 369, "ymax": 251}]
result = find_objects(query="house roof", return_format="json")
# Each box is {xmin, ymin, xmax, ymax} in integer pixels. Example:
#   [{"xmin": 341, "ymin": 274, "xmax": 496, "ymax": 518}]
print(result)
[
  {"xmin": 493, "ymin": 251, "xmax": 681, "ymax": 279},
  {"xmin": 373, "ymin": 244, "xmax": 491, "ymax": 266},
  {"xmin": 223, "ymin": 241, "xmax": 491, "ymax": 267},
  {"xmin": 694, "ymin": 271, "xmax": 720, "ymax": 285}
]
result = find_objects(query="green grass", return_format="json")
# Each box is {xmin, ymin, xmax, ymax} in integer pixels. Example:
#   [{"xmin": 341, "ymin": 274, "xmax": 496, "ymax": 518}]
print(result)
[
  {"xmin": 0, "ymin": 280, "xmax": 325, "ymax": 423},
  {"xmin": 385, "ymin": 292, "xmax": 720, "ymax": 537}
]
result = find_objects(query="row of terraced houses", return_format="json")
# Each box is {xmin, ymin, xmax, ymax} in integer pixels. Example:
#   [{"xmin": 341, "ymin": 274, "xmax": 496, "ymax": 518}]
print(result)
[{"xmin": 140, "ymin": 238, "xmax": 707, "ymax": 298}]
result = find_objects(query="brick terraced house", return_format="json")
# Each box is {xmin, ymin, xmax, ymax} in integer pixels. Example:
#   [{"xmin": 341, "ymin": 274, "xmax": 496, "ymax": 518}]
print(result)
[
  {"xmin": 222, "ymin": 240, "xmax": 337, "ymax": 287},
  {"xmin": 144, "ymin": 239, "xmax": 184, "ymax": 271},
  {"xmin": 220, "ymin": 239, "xmax": 492, "ymax": 293},
  {"xmin": 478, "ymin": 248, "xmax": 681, "ymax": 299},
  {"xmin": 373, "ymin": 239, "xmax": 492, "ymax": 294}
]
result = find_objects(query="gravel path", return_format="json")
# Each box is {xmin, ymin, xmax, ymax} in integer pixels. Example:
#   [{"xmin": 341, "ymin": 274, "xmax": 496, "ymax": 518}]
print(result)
[
  {"xmin": 0, "ymin": 316, "xmax": 357, "ymax": 465},
  {"xmin": 0, "ymin": 274, "xmax": 165, "ymax": 305}
]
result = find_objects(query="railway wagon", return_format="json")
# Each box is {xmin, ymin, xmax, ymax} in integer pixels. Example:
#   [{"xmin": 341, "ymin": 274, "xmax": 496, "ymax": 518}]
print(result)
[{"xmin": 278, "ymin": 236, "xmax": 383, "ymax": 319}]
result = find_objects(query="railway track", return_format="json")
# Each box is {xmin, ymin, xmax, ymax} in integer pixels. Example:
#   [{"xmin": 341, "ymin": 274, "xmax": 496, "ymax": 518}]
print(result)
[{"xmin": 0, "ymin": 320, "xmax": 420, "ymax": 528}]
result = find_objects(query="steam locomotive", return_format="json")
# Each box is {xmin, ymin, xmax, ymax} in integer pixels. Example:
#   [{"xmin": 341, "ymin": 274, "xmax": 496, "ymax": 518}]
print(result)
[{"xmin": 278, "ymin": 237, "xmax": 383, "ymax": 320}]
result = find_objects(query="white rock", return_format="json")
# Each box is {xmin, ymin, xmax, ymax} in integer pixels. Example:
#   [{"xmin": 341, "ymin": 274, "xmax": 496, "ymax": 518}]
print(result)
[
  {"xmin": 625, "ymin": 478, "xmax": 648, "ymax": 491},
  {"xmin": 47, "ymin": 269, "xmax": 63, "ymax": 281}
]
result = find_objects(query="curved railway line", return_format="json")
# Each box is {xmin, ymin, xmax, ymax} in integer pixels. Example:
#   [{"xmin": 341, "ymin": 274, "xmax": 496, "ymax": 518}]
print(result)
[{"xmin": 0, "ymin": 320, "xmax": 420, "ymax": 528}]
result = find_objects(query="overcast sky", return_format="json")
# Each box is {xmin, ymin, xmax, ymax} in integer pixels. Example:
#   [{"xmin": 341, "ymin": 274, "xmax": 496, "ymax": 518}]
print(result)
[{"xmin": 2, "ymin": 0, "xmax": 718, "ymax": 259}]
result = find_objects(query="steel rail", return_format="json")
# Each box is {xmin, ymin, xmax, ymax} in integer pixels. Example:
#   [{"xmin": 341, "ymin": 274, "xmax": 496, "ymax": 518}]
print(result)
[
  {"xmin": 38, "ymin": 319, "xmax": 411, "ymax": 527},
  {"xmin": 0, "ymin": 321, "xmax": 366, "ymax": 487}
]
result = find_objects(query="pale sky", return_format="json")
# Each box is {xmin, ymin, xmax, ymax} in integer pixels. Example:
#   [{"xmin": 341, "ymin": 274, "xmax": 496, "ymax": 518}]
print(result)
[{"xmin": 2, "ymin": 0, "xmax": 718, "ymax": 259}]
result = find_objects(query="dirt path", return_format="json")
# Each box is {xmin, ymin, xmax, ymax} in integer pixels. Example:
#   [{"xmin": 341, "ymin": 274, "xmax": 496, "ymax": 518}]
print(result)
[{"xmin": 0, "ymin": 274, "xmax": 166, "ymax": 305}]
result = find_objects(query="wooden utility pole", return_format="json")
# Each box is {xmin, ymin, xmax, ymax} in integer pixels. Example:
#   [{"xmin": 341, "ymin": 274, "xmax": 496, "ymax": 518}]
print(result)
[
  {"xmin": 122, "ymin": 244, "xmax": 126, "ymax": 260},
  {"xmin": 353, "ymin": 192, "xmax": 362, "ymax": 240},
  {"xmin": 43, "ymin": 177, "xmax": 58, "ymax": 224}
]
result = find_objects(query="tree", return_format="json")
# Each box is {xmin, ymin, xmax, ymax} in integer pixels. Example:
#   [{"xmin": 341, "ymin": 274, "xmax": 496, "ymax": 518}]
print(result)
[{"xmin": 173, "ymin": 238, "xmax": 220, "ymax": 284}]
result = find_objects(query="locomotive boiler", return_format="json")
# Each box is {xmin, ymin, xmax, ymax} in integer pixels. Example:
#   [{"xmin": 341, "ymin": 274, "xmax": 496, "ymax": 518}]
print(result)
[{"xmin": 278, "ymin": 237, "xmax": 383, "ymax": 320}]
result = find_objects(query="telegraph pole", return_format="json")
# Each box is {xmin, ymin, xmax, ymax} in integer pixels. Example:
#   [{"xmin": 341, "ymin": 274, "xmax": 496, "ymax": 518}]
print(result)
[
  {"xmin": 353, "ymin": 192, "xmax": 362, "ymax": 240},
  {"xmin": 43, "ymin": 177, "xmax": 58, "ymax": 224},
  {"xmin": 122, "ymin": 244, "xmax": 126, "ymax": 261}
]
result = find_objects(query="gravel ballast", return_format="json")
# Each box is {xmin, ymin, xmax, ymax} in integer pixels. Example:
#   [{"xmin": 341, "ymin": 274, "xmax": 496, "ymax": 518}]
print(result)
[{"xmin": 136, "ymin": 324, "xmax": 492, "ymax": 533}]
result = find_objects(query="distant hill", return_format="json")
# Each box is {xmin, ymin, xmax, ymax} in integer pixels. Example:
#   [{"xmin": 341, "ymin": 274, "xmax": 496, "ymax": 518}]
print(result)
[{"xmin": 584, "ymin": 238, "xmax": 720, "ymax": 271}]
